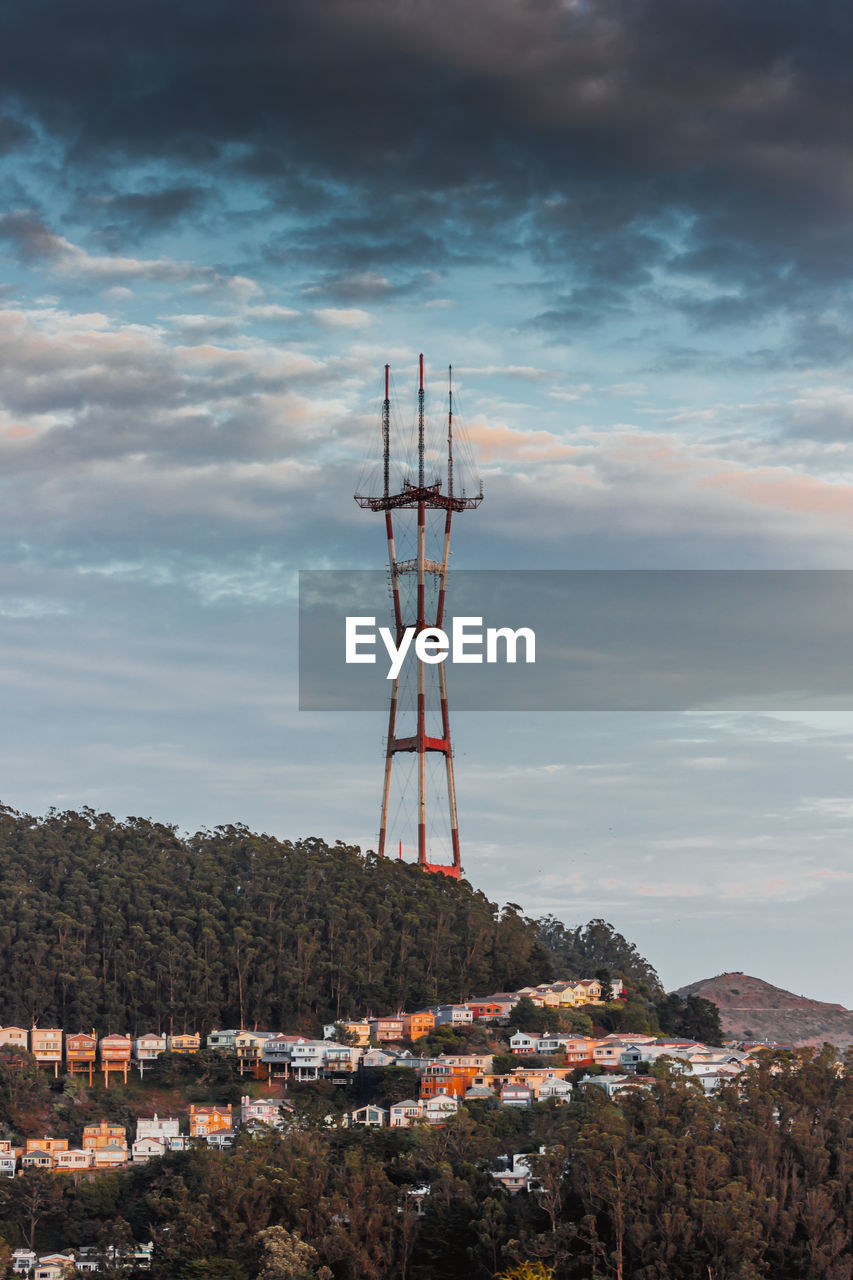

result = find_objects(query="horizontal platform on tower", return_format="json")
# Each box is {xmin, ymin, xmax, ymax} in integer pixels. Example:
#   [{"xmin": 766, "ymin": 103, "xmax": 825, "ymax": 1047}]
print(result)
[
  {"xmin": 393, "ymin": 557, "xmax": 443, "ymax": 574},
  {"xmin": 354, "ymin": 480, "xmax": 483, "ymax": 512}
]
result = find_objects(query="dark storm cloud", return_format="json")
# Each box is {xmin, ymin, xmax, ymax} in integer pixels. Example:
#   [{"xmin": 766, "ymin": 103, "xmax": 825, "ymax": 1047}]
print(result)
[
  {"xmin": 0, "ymin": 211, "xmax": 67, "ymax": 261},
  {"xmin": 2, "ymin": 0, "xmax": 852, "ymax": 311},
  {"xmin": 0, "ymin": 115, "xmax": 33, "ymax": 155},
  {"xmin": 75, "ymin": 185, "xmax": 216, "ymax": 248}
]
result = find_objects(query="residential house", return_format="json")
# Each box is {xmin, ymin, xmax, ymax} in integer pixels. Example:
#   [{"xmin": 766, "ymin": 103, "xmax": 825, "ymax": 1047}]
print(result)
[
  {"xmin": 491, "ymin": 1154, "xmax": 537, "ymax": 1194},
  {"xmin": 0, "ymin": 1139, "xmax": 17, "ymax": 1177},
  {"xmin": 577, "ymin": 979, "xmax": 603, "ymax": 1002},
  {"xmin": 473, "ymin": 994, "xmax": 519, "ymax": 1019},
  {"xmin": 23, "ymin": 1138, "xmax": 68, "ymax": 1170},
  {"xmin": 580, "ymin": 1074, "xmax": 655, "ymax": 1098},
  {"xmin": 360, "ymin": 1047, "xmax": 398, "ymax": 1068},
  {"xmin": 402, "ymin": 1185, "xmax": 432, "ymax": 1216},
  {"xmin": 592, "ymin": 1038, "xmax": 656, "ymax": 1069},
  {"xmin": 368, "ymin": 1017, "xmax": 405, "ymax": 1042},
  {"xmin": 167, "ymin": 1033, "xmax": 200, "ymax": 1053},
  {"xmin": 137, "ymin": 1114, "xmax": 181, "ymax": 1141},
  {"xmin": 99, "ymin": 1034, "xmax": 132, "ymax": 1086},
  {"xmin": 421, "ymin": 1093, "xmax": 459, "ymax": 1124},
  {"xmin": 75, "ymin": 1242, "xmax": 153, "ymax": 1272},
  {"xmin": 133, "ymin": 1033, "xmax": 167, "ymax": 1072},
  {"xmin": 133, "ymin": 1116, "xmax": 183, "ymax": 1160},
  {"xmin": 206, "ymin": 1029, "xmax": 241, "ymax": 1052},
  {"xmin": 55, "ymin": 1149, "xmax": 95, "ymax": 1172},
  {"xmin": 347, "ymin": 1104, "xmax": 388, "ymax": 1127},
  {"xmin": 11, "ymin": 1249, "xmax": 37, "ymax": 1274},
  {"xmin": 431, "ymin": 1005, "xmax": 473, "ymax": 1027},
  {"xmin": 66, "ymin": 1033, "xmax": 98, "ymax": 1084},
  {"xmin": 509, "ymin": 1031, "xmax": 539, "ymax": 1055},
  {"xmin": 401, "ymin": 1011, "xmax": 435, "ymax": 1040},
  {"xmin": 32, "ymin": 1254, "xmax": 75, "ymax": 1280},
  {"xmin": 235, "ymin": 1030, "xmax": 275, "ymax": 1073},
  {"xmin": 132, "ymin": 1136, "xmax": 169, "ymax": 1163},
  {"xmin": 0, "ymin": 1026, "xmax": 28, "ymax": 1049},
  {"xmin": 288, "ymin": 1038, "xmax": 332, "ymax": 1081},
  {"xmin": 500, "ymin": 1083, "xmax": 534, "ymax": 1107},
  {"xmin": 465, "ymin": 1001, "xmax": 505, "ymax": 1021},
  {"xmin": 560, "ymin": 1036, "xmax": 597, "ymax": 1067},
  {"xmin": 205, "ymin": 1130, "xmax": 235, "ymax": 1149},
  {"xmin": 536, "ymin": 1075, "xmax": 573, "ymax": 1103},
  {"xmin": 389, "ymin": 1099, "xmax": 422, "ymax": 1127},
  {"xmin": 323, "ymin": 1043, "xmax": 361, "ymax": 1079},
  {"xmin": 189, "ymin": 1104, "xmax": 233, "ymax": 1137},
  {"xmin": 322, "ymin": 1020, "xmax": 370, "ymax": 1046},
  {"xmin": 439, "ymin": 1053, "xmax": 494, "ymax": 1072},
  {"xmin": 419, "ymin": 1060, "xmax": 480, "ymax": 1099},
  {"xmin": 240, "ymin": 1095, "xmax": 286, "ymax": 1129},
  {"xmin": 261, "ymin": 1034, "xmax": 303, "ymax": 1074},
  {"xmin": 30, "ymin": 1028, "xmax": 63, "ymax": 1076},
  {"xmin": 22, "ymin": 1147, "xmax": 55, "ymax": 1170},
  {"xmin": 464, "ymin": 1084, "xmax": 496, "ymax": 1102},
  {"xmin": 83, "ymin": 1121, "xmax": 128, "ymax": 1161}
]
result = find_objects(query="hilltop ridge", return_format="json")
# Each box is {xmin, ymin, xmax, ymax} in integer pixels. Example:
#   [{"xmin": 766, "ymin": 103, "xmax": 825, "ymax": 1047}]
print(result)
[{"xmin": 676, "ymin": 972, "xmax": 853, "ymax": 1048}]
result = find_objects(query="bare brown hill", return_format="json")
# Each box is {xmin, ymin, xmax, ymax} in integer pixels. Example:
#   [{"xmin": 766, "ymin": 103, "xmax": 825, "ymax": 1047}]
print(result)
[{"xmin": 675, "ymin": 973, "xmax": 853, "ymax": 1049}]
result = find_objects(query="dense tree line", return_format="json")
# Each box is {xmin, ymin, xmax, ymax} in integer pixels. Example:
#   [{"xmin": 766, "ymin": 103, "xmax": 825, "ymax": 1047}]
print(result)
[
  {"xmin": 535, "ymin": 918, "xmax": 661, "ymax": 995},
  {"xmin": 536, "ymin": 917, "xmax": 722, "ymax": 1044},
  {"xmin": 0, "ymin": 806, "xmax": 551, "ymax": 1034},
  {"xmin": 0, "ymin": 1049, "xmax": 850, "ymax": 1278}
]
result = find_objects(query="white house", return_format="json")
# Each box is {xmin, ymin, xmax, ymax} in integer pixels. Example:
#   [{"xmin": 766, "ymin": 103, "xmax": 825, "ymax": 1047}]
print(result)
[
  {"xmin": 421, "ymin": 1093, "xmax": 459, "ymax": 1124},
  {"xmin": 133, "ymin": 1033, "xmax": 167, "ymax": 1065},
  {"xmin": 132, "ymin": 1136, "xmax": 168, "ymax": 1163},
  {"xmin": 537, "ymin": 1076, "xmax": 573, "ymax": 1103},
  {"xmin": 347, "ymin": 1104, "xmax": 389, "ymax": 1128},
  {"xmin": 491, "ymin": 1153, "xmax": 537, "ymax": 1194},
  {"xmin": 137, "ymin": 1114, "xmax": 180, "ymax": 1140}
]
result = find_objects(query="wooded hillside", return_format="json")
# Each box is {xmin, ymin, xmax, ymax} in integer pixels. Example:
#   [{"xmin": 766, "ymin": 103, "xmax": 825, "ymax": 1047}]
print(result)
[{"xmin": 0, "ymin": 806, "xmax": 551, "ymax": 1034}]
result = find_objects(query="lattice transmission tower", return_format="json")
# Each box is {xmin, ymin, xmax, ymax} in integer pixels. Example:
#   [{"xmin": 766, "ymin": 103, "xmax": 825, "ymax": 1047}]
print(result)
[{"xmin": 355, "ymin": 355, "xmax": 483, "ymax": 878}]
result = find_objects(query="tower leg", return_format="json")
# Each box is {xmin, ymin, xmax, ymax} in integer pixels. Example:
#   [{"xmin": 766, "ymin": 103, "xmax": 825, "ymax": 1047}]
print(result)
[{"xmin": 378, "ymin": 678, "xmax": 398, "ymax": 859}]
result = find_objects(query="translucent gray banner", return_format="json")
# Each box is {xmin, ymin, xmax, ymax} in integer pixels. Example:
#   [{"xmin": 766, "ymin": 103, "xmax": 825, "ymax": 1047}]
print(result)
[{"xmin": 298, "ymin": 570, "xmax": 853, "ymax": 711}]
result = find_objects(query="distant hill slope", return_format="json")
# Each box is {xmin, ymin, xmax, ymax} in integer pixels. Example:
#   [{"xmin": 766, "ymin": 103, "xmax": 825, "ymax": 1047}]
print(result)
[{"xmin": 676, "ymin": 973, "xmax": 853, "ymax": 1049}]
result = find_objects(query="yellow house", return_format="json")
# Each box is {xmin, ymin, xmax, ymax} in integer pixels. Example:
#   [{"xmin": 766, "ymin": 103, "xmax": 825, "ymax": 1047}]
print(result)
[
  {"xmin": 82, "ymin": 1121, "xmax": 128, "ymax": 1157},
  {"xmin": 340, "ymin": 1021, "xmax": 370, "ymax": 1046},
  {"xmin": 168, "ymin": 1033, "xmax": 200, "ymax": 1053}
]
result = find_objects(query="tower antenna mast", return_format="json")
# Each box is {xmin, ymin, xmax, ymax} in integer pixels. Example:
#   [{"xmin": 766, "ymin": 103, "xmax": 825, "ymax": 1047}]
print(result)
[{"xmin": 355, "ymin": 355, "xmax": 483, "ymax": 877}]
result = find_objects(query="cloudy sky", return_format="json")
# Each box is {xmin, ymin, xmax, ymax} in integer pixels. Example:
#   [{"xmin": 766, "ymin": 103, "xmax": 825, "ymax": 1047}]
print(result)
[{"xmin": 1, "ymin": 0, "xmax": 852, "ymax": 1002}]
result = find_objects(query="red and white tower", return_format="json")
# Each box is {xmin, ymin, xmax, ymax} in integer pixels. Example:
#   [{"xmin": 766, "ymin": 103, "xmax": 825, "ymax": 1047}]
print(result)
[{"xmin": 355, "ymin": 355, "xmax": 482, "ymax": 878}]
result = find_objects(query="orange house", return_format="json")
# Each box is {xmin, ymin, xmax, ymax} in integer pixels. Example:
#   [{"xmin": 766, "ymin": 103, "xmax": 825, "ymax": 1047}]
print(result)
[
  {"xmin": 189, "ymin": 1104, "xmax": 233, "ymax": 1137},
  {"xmin": 419, "ymin": 1062, "xmax": 481, "ymax": 1099},
  {"xmin": 99, "ymin": 1034, "xmax": 132, "ymax": 1086},
  {"xmin": 66, "ymin": 1033, "xmax": 98, "ymax": 1084},
  {"xmin": 402, "ymin": 1012, "xmax": 435, "ymax": 1041},
  {"xmin": 30, "ymin": 1028, "xmax": 63, "ymax": 1077}
]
